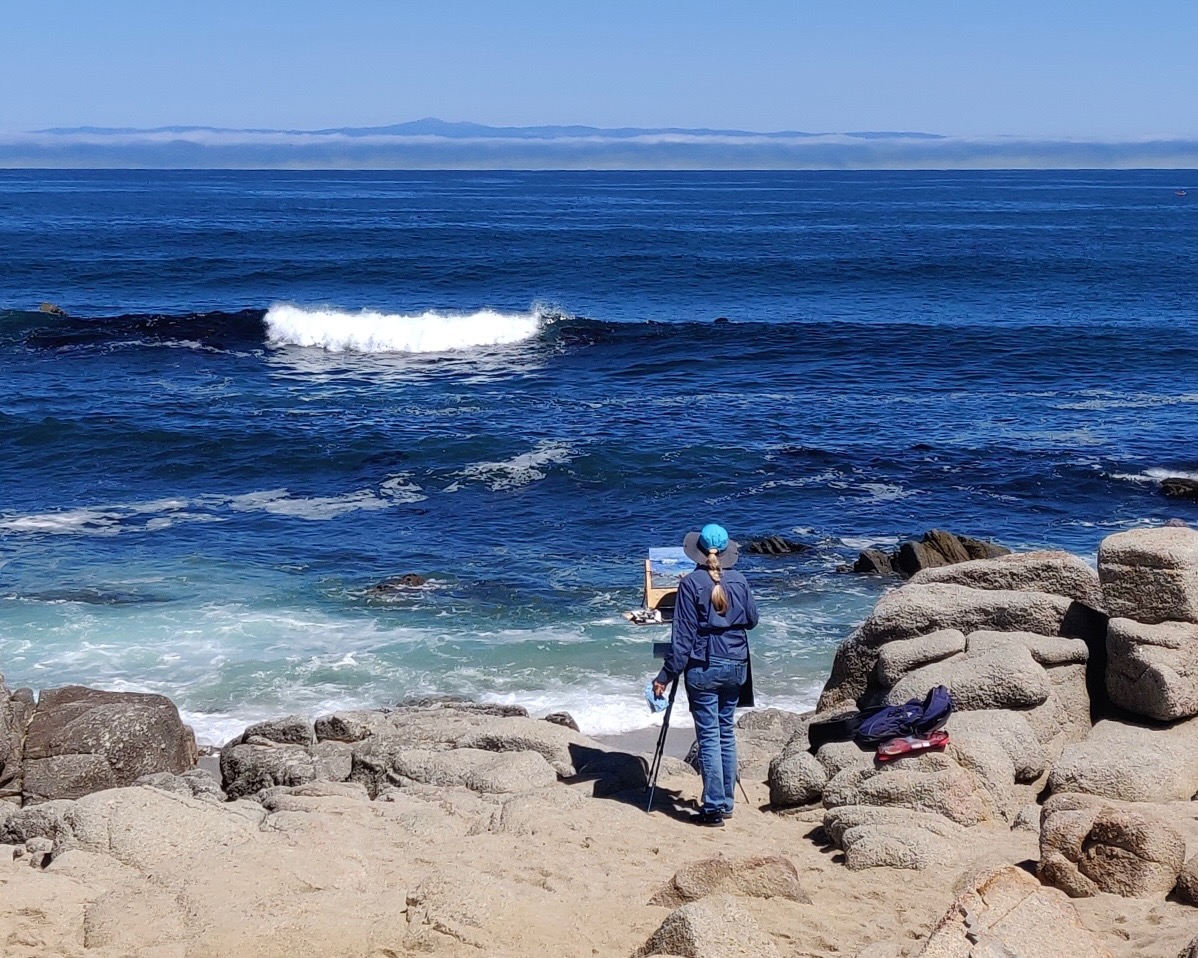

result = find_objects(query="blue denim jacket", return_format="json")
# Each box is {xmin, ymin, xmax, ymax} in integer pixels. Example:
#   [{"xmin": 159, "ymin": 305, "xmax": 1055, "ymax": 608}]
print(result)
[{"xmin": 655, "ymin": 568, "xmax": 758, "ymax": 684}]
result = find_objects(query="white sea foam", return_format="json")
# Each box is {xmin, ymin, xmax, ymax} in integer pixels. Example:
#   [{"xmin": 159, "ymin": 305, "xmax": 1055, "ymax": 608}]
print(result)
[
  {"xmin": 264, "ymin": 304, "xmax": 543, "ymax": 354},
  {"xmin": 1110, "ymin": 467, "xmax": 1198, "ymax": 485},
  {"xmin": 0, "ymin": 480, "xmax": 429, "ymax": 537},
  {"xmin": 1146, "ymin": 467, "xmax": 1198, "ymax": 482},
  {"xmin": 449, "ymin": 441, "xmax": 576, "ymax": 492},
  {"xmin": 226, "ymin": 488, "xmax": 396, "ymax": 520},
  {"xmin": 839, "ymin": 535, "xmax": 901, "ymax": 550},
  {"xmin": 0, "ymin": 508, "xmax": 124, "ymax": 536}
]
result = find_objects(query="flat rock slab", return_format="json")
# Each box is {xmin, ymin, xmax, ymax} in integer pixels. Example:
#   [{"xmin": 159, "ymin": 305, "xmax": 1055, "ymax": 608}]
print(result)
[
  {"xmin": 860, "ymin": 584, "xmax": 1077, "ymax": 647},
  {"xmin": 353, "ymin": 744, "xmax": 557, "ymax": 794},
  {"xmin": 909, "ymin": 550, "xmax": 1104, "ymax": 608},
  {"xmin": 648, "ymin": 855, "xmax": 810, "ymax": 907},
  {"xmin": 1047, "ymin": 717, "xmax": 1198, "ymax": 803},
  {"xmin": 917, "ymin": 864, "xmax": 1114, "ymax": 957}
]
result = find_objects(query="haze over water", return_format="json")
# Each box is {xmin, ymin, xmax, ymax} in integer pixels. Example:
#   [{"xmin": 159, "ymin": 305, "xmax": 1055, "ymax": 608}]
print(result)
[{"xmin": 1, "ymin": 169, "xmax": 1195, "ymax": 743}]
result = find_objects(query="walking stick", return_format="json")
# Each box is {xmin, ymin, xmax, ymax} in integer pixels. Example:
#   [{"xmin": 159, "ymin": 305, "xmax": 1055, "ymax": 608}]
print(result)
[{"xmin": 645, "ymin": 677, "xmax": 679, "ymax": 812}]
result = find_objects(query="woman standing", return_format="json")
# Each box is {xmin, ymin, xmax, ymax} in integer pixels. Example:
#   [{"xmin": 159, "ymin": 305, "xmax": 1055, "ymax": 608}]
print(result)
[{"xmin": 652, "ymin": 523, "xmax": 759, "ymax": 826}]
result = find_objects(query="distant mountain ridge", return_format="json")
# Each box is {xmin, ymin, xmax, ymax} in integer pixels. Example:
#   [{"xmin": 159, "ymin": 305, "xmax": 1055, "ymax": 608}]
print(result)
[{"xmin": 36, "ymin": 118, "xmax": 946, "ymax": 141}]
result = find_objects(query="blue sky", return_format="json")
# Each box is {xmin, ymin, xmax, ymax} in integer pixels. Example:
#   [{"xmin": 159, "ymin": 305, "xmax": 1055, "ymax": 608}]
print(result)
[{"xmin": 2, "ymin": 0, "xmax": 1194, "ymax": 138}]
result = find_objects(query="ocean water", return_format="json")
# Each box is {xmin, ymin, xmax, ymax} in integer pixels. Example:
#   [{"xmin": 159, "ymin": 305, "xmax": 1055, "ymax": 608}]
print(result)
[{"xmin": 1, "ymin": 169, "xmax": 1195, "ymax": 744}]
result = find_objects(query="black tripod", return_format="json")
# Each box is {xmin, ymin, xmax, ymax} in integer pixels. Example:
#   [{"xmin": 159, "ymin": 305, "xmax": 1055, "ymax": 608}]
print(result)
[{"xmin": 645, "ymin": 677, "xmax": 679, "ymax": 812}]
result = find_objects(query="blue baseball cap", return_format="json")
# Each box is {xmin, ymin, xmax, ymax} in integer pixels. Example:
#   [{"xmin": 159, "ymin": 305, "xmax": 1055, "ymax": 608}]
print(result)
[{"xmin": 682, "ymin": 523, "xmax": 740, "ymax": 568}]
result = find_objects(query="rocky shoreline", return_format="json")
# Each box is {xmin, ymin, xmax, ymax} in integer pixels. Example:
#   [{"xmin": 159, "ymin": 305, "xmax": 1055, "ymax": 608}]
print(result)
[{"xmin": 4, "ymin": 528, "xmax": 1198, "ymax": 957}]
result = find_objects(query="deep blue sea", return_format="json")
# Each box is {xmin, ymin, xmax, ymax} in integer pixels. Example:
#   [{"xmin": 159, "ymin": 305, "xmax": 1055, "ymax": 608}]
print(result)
[{"xmin": 1, "ymin": 169, "xmax": 1195, "ymax": 743}]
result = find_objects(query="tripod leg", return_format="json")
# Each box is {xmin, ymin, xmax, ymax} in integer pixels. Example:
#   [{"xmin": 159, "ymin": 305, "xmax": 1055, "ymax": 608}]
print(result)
[{"xmin": 645, "ymin": 677, "xmax": 679, "ymax": 812}]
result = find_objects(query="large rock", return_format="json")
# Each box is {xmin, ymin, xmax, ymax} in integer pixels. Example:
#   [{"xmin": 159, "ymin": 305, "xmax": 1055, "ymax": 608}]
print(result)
[
  {"xmin": 860, "ymin": 584, "xmax": 1077, "ymax": 647},
  {"xmin": 917, "ymin": 864, "xmax": 1114, "ymax": 957},
  {"xmin": 240, "ymin": 714, "xmax": 316, "ymax": 747},
  {"xmin": 822, "ymin": 756, "xmax": 997, "ymax": 827},
  {"xmin": 1038, "ymin": 794, "xmax": 1186, "ymax": 899},
  {"xmin": 944, "ymin": 710, "xmax": 1045, "ymax": 783},
  {"xmin": 874, "ymin": 629, "xmax": 967, "ymax": 687},
  {"xmin": 351, "ymin": 744, "xmax": 556, "ymax": 795},
  {"xmin": 0, "ymin": 681, "xmax": 34, "ymax": 801},
  {"xmin": 1099, "ymin": 527, "xmax": 1198, "ymax": 625},
  {"xmin": 635, "ymin": 894, "xmax": 782, "ymax": 958},
  {"xmin": 51, "ymin": 785, "xmax": 264, "ymax": 871},
  {"xmin": 1047, "ymin": 717, "xmax": 1198, "ymax": 803},
  {"xmin": 222, "ymin": 737, "xmax": 341, "ymax": 791},
  {"xmin": 823, "ymin": 805, "xmax": 964, "ymax": 871},
  {"xmin": 885, "ymin": 643, "xmax": 1050, "ymax": 711},
  {"xmin": 909, "ymin": 550, "xmax": 1104, "ymax": 608},
  {"xmin": 1107, "ymin": 617, "xmax": 1198, "ymax": 721},
  {"xmin": 20, "ymin": 686, "xmax": 197, "ymax": 804},
  {"xmin": 648, "ymin": 855, "xmax": 810, "ymax": 906},
  {"xmin": 820, "ymin": 584, "xmax": 1084, "ymax": 711},
  {"xmin": 767, "ymin": 749, "xmax": 828, "ymax": 808},
  {"xmin": 454, "ymin": 715, "xmax": 596, "ymax": 776}
]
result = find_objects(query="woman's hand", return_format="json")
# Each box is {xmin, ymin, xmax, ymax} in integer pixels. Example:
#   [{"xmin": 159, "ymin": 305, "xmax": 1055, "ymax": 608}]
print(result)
[{"xmin": 652, "ymin": 681, "xmax": 667, "ymax": 698}]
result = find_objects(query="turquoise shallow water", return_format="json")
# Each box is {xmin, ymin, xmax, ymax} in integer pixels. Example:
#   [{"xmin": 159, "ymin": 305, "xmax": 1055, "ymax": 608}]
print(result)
[{"xmin": 1, "ymin": 170, "xmax": 1195, "ymax": 742}]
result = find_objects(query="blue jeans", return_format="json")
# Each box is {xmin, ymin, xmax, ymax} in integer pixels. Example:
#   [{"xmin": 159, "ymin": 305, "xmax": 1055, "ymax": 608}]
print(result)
[{"xmin": 685, "ymin": 656, "xmax": 746, "ymax": 815}]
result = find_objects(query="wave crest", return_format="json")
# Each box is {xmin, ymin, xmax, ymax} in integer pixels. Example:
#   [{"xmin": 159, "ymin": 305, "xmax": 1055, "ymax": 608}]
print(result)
[{"xmin": 264, "ymin": 304, "xmax": 543, "ymax": 353}]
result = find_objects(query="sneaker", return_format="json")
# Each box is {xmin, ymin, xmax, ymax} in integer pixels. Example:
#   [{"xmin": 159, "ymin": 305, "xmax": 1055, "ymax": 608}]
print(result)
[{"xmin": 693, "ymin": 810, "xmax": 725, "ymax": 827}]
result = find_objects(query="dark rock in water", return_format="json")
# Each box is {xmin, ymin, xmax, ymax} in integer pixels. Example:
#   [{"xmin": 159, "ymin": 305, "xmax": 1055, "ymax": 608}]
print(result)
[
  {"xmin": 1162, "ymin": 478, "xmax": 1198, "ymax": 500},
  {"xmin": 19, "ymin": 685, "xmax": 197, "ymax": 804},
  {"xmin": 543, "ymin": 711, "xmax": 580, "ymax": 732},
  {"xmin": 22, "ymin": 587, "xmax": 171, "ymax": 606},
  {"xmin": 892, "ymin": 541, "xmax": 941, "ymax": 578},
  {"xmin": 924, "ymin": 529, "xmax": 973, "ymax": 565},
  {"xmin": 853, "ymin": 549, "xmax": 894, "ymax": 575},
  {"xmin": 367, "ymin": 573, "xmax": 428, "ymax": 594},
  {"xmin": 956, "ymin": 534, "xmax": 1012, "ymax": 561},
  {"xmin": 743, "ymin": 535, "xmax": 809, "ymax": 556},
  {"xmin": 38, "ymin": 302, "xmax": 67, "ymax": 316},
  {"xmin": 1166, "ymin": 518, "xmax": 1190, "ymax": 528},
  {"xmin": 854, "ymin": 529, "xmax": 1010, "ymax": 579}
]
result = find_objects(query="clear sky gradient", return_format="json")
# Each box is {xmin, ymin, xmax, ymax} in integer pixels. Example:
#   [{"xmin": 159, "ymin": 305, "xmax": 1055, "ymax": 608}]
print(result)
[{"xmin": 2, "ymin": 0, "xmax": 1194, "ymax": 138}]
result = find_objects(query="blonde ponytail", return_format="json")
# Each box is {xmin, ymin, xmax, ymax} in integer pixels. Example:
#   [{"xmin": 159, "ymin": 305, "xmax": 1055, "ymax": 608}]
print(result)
[{"xmin": 707, "ymin": 549, "xmax": 729, "ymax": 614}]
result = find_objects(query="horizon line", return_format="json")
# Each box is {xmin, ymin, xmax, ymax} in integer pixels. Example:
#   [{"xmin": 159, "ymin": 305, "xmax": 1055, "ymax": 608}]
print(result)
[{"xmin": 3, "ymin": 121, "xmax": 1198, "ymax": 172}]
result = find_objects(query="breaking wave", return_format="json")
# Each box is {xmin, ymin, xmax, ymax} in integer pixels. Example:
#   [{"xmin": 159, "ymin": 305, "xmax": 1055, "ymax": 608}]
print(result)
[{"xmin": 264, "ymin": 304, "xmax": 544, "ymax": 353}]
